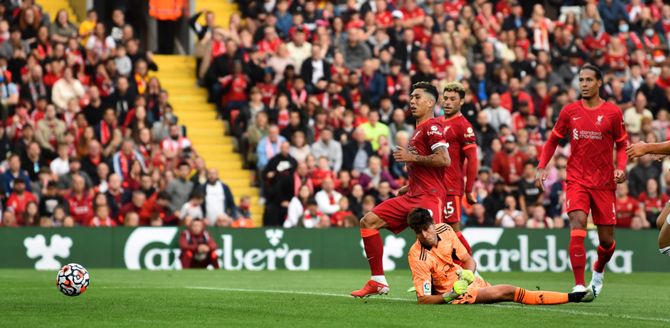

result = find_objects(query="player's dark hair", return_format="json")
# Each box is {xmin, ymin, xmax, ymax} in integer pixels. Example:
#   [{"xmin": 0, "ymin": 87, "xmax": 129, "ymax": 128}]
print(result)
[
  {"xmin": 580, "ymin": 65, "xmax": 602, "ymax": 81},
  {"xmin": 412, "ymin": 81, "xmax": 438, "ymax": 105},
  {"xmin": 407, "ymin": 207, "xmax": 435, "ymax": 233}
]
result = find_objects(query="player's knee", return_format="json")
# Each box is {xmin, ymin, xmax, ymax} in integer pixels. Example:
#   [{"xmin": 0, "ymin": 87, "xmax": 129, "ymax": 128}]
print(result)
[
  {"xmin": 599, "ymin": 240, "xmax": 614, "ymax": 250},
  {"xmin": 360, "ymin": 213, "xmax": 379, "ymax": 230},
  {"xmin": 569, "ymin": 220, "xmax": 586, "ymax": 230},
  {"xmin": 500, "ymin": 285, "xmax": 517, "ymax": 300}
]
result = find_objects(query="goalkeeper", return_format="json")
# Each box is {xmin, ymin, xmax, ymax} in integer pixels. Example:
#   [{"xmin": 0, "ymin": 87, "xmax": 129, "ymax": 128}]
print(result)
[{"xmin": 407, "ymin": 207, "xmax": 593, "ymax": 305}]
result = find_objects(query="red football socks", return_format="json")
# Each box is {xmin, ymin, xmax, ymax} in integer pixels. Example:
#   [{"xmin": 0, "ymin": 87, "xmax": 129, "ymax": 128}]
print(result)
[
  {"xmin": 361, "ymin": 229, "xmax": 384, "ymax": 276},
  {"xmin": 569, "ymin": 229, "xmax": 587, "ymax": 286},
  {"xmin": 456, "ymin": 231, "xmax": 472, "ymax": 255},
  {"xmin": 594, "ymin": 241, "xmax": 616, "ymax": 273}
]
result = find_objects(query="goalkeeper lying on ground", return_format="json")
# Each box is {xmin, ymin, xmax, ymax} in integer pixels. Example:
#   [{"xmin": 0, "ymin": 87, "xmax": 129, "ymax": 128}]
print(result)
[{"xmin": 407, "ymin": 207, "xmax": 594, "ymax": 305}]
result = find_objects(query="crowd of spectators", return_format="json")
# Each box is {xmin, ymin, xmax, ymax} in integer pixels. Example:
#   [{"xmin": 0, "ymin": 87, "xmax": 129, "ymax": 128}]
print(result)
[
  {"xmin": 0, "ymin": 3, "xmax": 251, "ymax": 229},
  {"xmin": 194, "ymin": 0, "xmax": 670, "ymax": 230}
]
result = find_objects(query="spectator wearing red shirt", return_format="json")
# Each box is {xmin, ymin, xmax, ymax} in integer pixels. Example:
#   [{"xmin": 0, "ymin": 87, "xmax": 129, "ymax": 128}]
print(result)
[
  {"xmin": 221, "ymin": 60, "xmax": 250, "ymax": 116},
  {"xmin": 491, "ymin": 135, "xmax": 528, "ymax": 189},
  {"xmin": 119, "ymin": 190, "xmax": 146, "ymax": 223},
  {"xmin": 256, "ymin": 70, "xmax": 278, "ymax": 106},
  {"xmin": 616, "ymin": 183, "xmax": 645, "ymax": 228},
  {"xmin": 583, "ymin": 21, "xmax": 610, "ymax": 52},
  {"xmin": 500, "ymin": 78, "xmax": 533, "ymax": 114},
  {"xmin": 257, "ymin": 26, "xmax": 282, "ymax": 56},
  {"xmin": 375, "ymin": 0, "xmax": 393, "ymax": 28},
  {"xmin": 637, "ymin": 178, "xmax": 668, "ymax": 226},
  {"xmin": 431, "ymin": 47, "xmax": 452, "ymax": 81},
  {"xmin": 6, "ymin": 177, "xmax": 38, "ymax": 225},
  {"xmin": 401, "ymin": 0, "xmax": 425, "ymax": 27},
  {"xmin": 443, "ymin": 0, "xmax": 466, "ymax": 20},
  {"xmin": 179, "ymin": 218, "xmax": 219, "ymax": 269},
  {"xmin": 66, "ymin": 175, "xmax": 94, "ymax": 226},
  {"xmin": 510, "ymin": 101, "xmax": 530, "ymax": 134}
]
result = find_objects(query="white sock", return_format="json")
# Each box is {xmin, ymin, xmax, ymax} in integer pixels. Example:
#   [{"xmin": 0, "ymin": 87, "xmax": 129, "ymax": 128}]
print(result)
[
  {"xmin": 371, "ymin": 275, "xmax": 387, "ymax": 285},
  {"xmin": 659, "ymin": 246, "xmax": 670, "ymax": 258},
  {"xmin": 592, "ymin": 270, "xmax": 604, "ymax": 283}
]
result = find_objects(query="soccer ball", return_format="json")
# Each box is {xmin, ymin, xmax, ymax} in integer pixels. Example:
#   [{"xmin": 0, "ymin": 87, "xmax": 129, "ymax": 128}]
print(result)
[{"xmin": 56, "ymin": 263, "xmax": 89, "ymax": 296}]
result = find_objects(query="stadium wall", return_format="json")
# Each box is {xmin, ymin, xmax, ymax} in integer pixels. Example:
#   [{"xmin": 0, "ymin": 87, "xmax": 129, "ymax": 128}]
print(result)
[{"xmin": 4, "ymin": 228, "xmax": 669, "ymax": 273}]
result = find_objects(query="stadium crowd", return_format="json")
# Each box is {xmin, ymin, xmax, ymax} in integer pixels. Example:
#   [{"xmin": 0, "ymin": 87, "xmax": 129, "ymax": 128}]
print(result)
[
  {"xmin": 0, "ymin": 1, "xmax": 251, "ymax": 229},
  {"xmin": 2, "ymin": 0, "xmax": 669, "ymax": 231},
  {"xmin": 204, "ymin": 0, "xmax": 670, "ymax": 230}
]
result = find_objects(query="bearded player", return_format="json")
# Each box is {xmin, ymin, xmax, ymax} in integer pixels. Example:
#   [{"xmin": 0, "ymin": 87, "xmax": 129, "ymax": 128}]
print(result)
[
  {"xmin": 407, "ymin": 207, "xmax": 593, "ymax": 305},
  {"xmin": 626, "ymin": 142, "xmax": 670, "ymax": 259},
  {"xmin": 351, "ymin": 82, "xmax": 451, "ymax": 298},
  {"xmin": 535, "ymin": 65, "xmax": 628, "ymax": 298}
]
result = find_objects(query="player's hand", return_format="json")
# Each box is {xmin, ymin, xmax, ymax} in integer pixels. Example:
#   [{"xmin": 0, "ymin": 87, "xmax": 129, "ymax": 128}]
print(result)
[
  {"xmin": 456, "ymin": 269, "xmax": 475, "ymax": 285},
  {"xmin": 614, "ymin": 169, "xmax": 626, "ymax": 184},
  {"xmin": 626, "ymin": 141, "xmax": 648, "ymax": 159},
  {"xmin": 397, "ymin": 185, "xmax": 409, "ymax": 196},
  {"xmin": 465, "ymin": 192, "xmax": 477, "ymax": 205},
  {"xmin": 393, "ymin": 146, "xmax": 414, "ymax": 163},
  {"xmin": 652, "ymin": 154, "xmax": 668, "ymax": 162},
  {"xmin": 534, "ymin": 168, "xmax": 547, "ymax": 191}
]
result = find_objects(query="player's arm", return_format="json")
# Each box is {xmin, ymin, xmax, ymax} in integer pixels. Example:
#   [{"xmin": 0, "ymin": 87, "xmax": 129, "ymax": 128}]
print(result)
[
  {"xmin": 613, "ymin": 112, "xmax": 629, "ymax": 183},
  {"xmin": 626, "ymin": 141, "xmax": 670, "ymax": 158},
  {"xmin": 410, "ymin": 257, "xmax": 446, "ymax": 304},
  {"xmin": 463, "ymin": 132, "xmax": 478, "ymax": 204},
  {"xmin": 393, "ymin": 144, "xmax": 451, "ymax": 167},
  {"xmin": 536, "ymin": 107, "xmax": 569, "ymax": 191}
]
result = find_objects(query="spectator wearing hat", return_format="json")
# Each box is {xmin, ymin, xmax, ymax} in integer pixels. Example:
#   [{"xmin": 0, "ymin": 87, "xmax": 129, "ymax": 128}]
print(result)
[
  {"xmin": 492, "ymin": 135, "xmax": 528, "ymax": 190},
  {"xmin": 556, "ymin": 45, "xmax": 585, "ymax": 87},
  {"xmin": 387, "ymin": 10, "xmax": 406, "ymax": 46},
  {"xmin": 179, "ymin": 218, "xmax": 219, "ymax": 269},
  {"xmin": 2, "ymin": 155, "xmax": 31, "ymax": 196},
  {"xmin": 502, "ymin": 2, "xmax": 526, "ymax": 31}
]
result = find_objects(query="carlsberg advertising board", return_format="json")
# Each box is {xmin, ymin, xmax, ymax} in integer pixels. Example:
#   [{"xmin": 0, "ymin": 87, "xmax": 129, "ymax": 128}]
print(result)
[{"xmin": 2, "ymin": 227, "xmax": 669, "ymax": 272}]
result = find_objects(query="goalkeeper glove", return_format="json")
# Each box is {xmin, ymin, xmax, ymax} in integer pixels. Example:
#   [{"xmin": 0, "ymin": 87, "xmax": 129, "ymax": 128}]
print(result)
[
  {"xmin": 456, "ymin": 269, "xmax": 475, "ymax": 285},
  {"xmin": 442, "ymin": 279, "xmax": 468, "ymax": 303}
]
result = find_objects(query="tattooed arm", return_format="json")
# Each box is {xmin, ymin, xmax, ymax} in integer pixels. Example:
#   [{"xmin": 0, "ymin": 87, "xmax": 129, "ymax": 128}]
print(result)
[{"xmin": 393, "ymin": 145, "xmax": 451, "ymax": 168}]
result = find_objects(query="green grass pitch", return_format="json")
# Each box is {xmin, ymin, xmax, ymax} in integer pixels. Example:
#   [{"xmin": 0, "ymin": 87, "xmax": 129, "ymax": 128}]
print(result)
[{"xmin": 2, "ymin": 269, "xmax": 669, "ymax": 327}]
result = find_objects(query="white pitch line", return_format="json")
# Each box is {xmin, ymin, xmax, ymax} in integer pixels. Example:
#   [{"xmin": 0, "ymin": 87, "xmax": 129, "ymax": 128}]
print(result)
[{"xmin": 188, "ymin": 286, "xmax": 670, "ymax": 324}]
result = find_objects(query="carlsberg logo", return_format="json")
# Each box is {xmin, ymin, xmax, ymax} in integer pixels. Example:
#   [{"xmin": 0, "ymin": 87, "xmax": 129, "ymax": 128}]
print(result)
[
  {"xmin": 462, "ymin": 229, "xmax": 633, "ymax": 273},
  {"xmin": 123, "ymin": 228, "xmax": 311, "ymax": 271}
]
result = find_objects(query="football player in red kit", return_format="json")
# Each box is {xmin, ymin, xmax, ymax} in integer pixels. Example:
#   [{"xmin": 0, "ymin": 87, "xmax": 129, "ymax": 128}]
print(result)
[
  {"xmin": 535, "ymin": 66, "xmax": 628, "ymax": 299},
  {"xmin": 351, "ymin": 82, "xmax": 451, "ymax": 298},
  {"xmin": 437, "ymin": 82, "xmax": 478, "ymax": 259}
]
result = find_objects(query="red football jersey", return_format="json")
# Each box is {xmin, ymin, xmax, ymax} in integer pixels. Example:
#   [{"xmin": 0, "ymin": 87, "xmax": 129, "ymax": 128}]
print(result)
[
  {"xmin": 551, "ymin": 100, "xmax": 628, "ymax": 190},
  {"xmin": 401, "ymin": 6, "xmax": 425, "ymax": 21},
  {"xmin": 615, "ymin": 195, "xmax": 639, "ymax": 228},
  {"xmin": 406, "ymin": 118, "xmax": 448, "ymax": 198},
  {"xmin": 67, "ymin": 193, "xmax": 94, "ymax": 226},
  {"xmin": 438, "ymin": 114, "xmax": 477, "ymax": 196},
  {"xmin": 443, "ymin": 0, "xmax": 465, "ymax": 20},
  {"xmin": 431, "ymin": 60, "xmax": 451, "ymax": 81},
  {"xmin": 638, "ymin": 192, "xmax": 669, "ymax": 218},
  {"xmin": 376, "ymin": 11, "xmax": 393, "ymax": 28}
]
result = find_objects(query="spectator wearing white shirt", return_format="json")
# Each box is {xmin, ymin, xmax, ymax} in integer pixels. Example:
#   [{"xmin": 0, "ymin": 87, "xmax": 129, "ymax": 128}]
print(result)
[
  {"xmin": 314, "ymin": 177, "xmax": 342, "ymax": 216},
  {"xmin": 495, "ymin": 195, "xmax": 525, "ymax": 228},
  {"xmin": 198, "ymin": 168, "xmax": 236, "ymax": 225},
  {"xmin": 285, "ymin": 184, "xmax": 312, "ymax": 228},
  {"xmin": 50, "ymin": 144, "xmax": 70, "ymax": 176},
  {"xmin": 482, "ymin": 93, "xmax": 511, "ymax": 133},
  {"xmin": 179, "ymin": 190, "xmax": 205, "ymax": 223},
  {"xmin": 286, "ymin": 28, "xmax": 312, "ymax": 74}
]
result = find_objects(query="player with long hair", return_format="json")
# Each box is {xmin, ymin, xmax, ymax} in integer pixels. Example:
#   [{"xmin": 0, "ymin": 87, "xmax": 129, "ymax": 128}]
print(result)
[
  {"xmin": 535, "ymin": 65, "xmax": 628, "ymax": 298},
  {"xmin": 351, "ymin": 82, "xmax": 451, "ymax": 298}
]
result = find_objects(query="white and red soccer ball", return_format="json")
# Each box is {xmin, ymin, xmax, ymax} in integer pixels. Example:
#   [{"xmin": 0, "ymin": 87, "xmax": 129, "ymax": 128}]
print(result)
[{"xmin": 56, "ymin": 263, "xmax": 89, "ymax": 296}]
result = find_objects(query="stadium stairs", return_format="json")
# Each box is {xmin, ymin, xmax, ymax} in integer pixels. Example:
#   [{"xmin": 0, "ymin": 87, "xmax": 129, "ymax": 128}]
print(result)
[
  {"xmin": 38, "ymin": 0, "xmax": 79, "ymax": 22},
  {"xmin": 150, "ymin": 55, "xmax": 264, "ymax": 226}
]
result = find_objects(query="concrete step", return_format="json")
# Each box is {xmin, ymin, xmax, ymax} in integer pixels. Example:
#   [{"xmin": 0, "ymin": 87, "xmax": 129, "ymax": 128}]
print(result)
[
  {"xmin": 229, "ymin": 186, "xmax": 260, "ymax": 196},
  {"xmin": 164, "ymin": 88, "xmax": 207, "ymax": 96},
  {"xmin": 219, "ymin": 178, "xmax": 252, "ymax": 188},
  {"xmin": 166, "ymin": 94, "xmax": 208, "ymax": 103},
  {"xmin": 205, "ymin": 159, "xmax": 242, "ymax": 169},
  {"xmin": 151, "ymin": 69, "xmax": 198, "ymax": 78},
  {"xmin": 159, "ymin": 78, "xmax": 199, "ymax": 88},
  {"xmin": 178, "ymin": 119, "xmax": 223, "ymax": 128},
  {"xmin": 172, "ymin": 103, "xmax": 216, "ymax": 112},
  {"xmin": 173, "ymin": 110, "xmax": 217, "ymax": 119},
  {"xmin": 153, "ymin": 55, "xmax": 195, "ymax": 63},
  {"xmin": 190, "ymin": 136, "xmax": 232, "ymax": 144},
  {"xmin": 219, "ymin": 170, "xmax": 252, "ymax": 179},
  {"xmin": 188, "ymin": 128, "xmax": 225, "ymax": 138}
]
